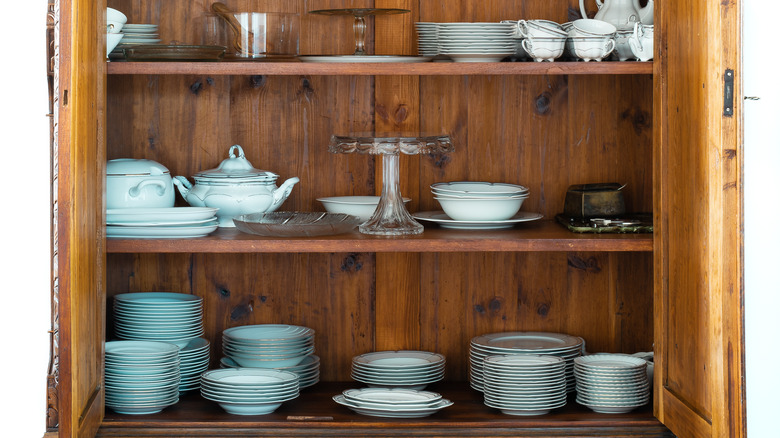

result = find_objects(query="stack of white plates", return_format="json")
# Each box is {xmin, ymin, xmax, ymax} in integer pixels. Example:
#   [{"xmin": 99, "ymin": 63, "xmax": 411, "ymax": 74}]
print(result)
[
  {"xmin": 333, "ymin": 388, "xmax": 453, "ymax": 418},
  {"xmin": 222, "ymin": 324, "xmax": 315, "ymax": 369},
  {"xmin": 414, "ymin": 22, "xmax": 440, "ymax": 56},
  {"xmin": 106, "ymin": 207, "xmax": 219, "ymax": 239},
  {"xmin": 435, "ymin": 22, "xmax": 518, "ymax": 62},
  {"xmin": 574, "ymin": 354, "xmax": 650, "ymax": 413},
  {"xmin": 113, "ymin": 292, "xmax": 204, "ymax": 349},
  {"xmin": 469, "ymin": 331, "xmax": 584, "ymax": 393},
  {"xmin": 119, "ymin": 24, "xmax": 161, "ymax": 45},
  {"xmin": 104, "ymin": 341, "xmax": 180, "ymax": 415},
  {"xmin": 351, "ymin": 350, "xmax": 445, "ymax": 390},
  {"xmin": 220, "ymin": 354, "xmax": 321, "ymax": 389},
  {"xmin": 200, "ymin": 368, "xmax": 300, "ymax": 415},
  {"xmin": 482, "ymin": 354, "xmax": 567, "ymax": 416},
  {"xmin": 178, "ymin": 337, "xmax": 211, "ymax": 393}
]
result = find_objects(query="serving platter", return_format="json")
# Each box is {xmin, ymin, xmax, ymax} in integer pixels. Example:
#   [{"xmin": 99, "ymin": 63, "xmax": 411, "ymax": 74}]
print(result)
[{"xmin": 413, "ymin": 211, "xmax": 542, "ymax": 229}]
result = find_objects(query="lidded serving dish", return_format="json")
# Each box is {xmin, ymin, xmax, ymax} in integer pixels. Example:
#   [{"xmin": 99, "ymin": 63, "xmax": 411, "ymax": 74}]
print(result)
[
  {"xmin": 173, "ymin": 145, "xmax": 299, "ymax": 227},
  {"xmin": 106, "ymin": 158, "xmax": 175, "ymax": 210}
]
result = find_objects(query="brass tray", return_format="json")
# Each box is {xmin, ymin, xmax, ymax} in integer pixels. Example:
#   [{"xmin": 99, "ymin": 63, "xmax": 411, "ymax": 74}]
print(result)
[
  {"xmin": 233, "ymin": 212, "xmax": 362, "ymax": 237},
  {"xmin": 120, "ymin": 44, "xmax": 226, "ymax": 61}
]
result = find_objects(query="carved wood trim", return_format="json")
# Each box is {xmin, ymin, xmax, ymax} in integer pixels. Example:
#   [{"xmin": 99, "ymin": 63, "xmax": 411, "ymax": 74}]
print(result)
[{"xmin": 46, "ymin": 0, "xmax": 60, "ymax": 431}]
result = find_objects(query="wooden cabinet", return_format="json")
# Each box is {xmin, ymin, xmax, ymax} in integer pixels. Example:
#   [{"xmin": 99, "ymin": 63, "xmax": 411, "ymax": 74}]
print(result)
[{"xmin": 50, "ymin": 0, "xmax": 744, "ymax": 437}]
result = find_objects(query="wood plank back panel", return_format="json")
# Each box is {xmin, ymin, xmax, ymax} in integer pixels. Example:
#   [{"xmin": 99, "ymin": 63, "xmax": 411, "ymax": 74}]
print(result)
[{"xmin": 107, "ymin": 253, "xmax": 375, "ymax": 382}]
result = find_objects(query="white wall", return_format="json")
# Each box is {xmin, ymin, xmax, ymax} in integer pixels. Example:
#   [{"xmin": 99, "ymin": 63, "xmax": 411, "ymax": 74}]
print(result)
[
  {"xmin": 0, "ymin": 1, "xmax": 51, "ymax": 436},
  {"xmin": 0, "ymin": 1, "xmax": 775, "ymax": 437},
  {"xmin": 743, "ymin": 1, "xmax": 780, "ymax": 436}
]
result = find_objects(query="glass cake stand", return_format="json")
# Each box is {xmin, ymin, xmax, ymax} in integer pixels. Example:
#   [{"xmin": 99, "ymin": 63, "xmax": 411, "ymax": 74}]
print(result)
[
  {"xmin": 309, "ymin": 8, "xmax": 410, "ymax": 55},
  {"xmin": 329, "ymin": 134, "xmax": 453, "ymax": 235}
]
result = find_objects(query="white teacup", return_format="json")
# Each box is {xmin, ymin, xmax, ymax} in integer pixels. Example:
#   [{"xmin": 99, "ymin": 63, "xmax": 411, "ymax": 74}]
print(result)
[
  {"xmin": 521, "ymin": 37, "xmax": 566, "ymax": 62},
  {"xmin": 629, "ymin": 23, "xmax": 654, "ymax": 61},
  {"xmin": 572, "ymin": 37, "xmax": 616, "ymax": 62},
  {"xmin": 516, "ymin": 19, "xmax": 567, "ymax": 38},
  {"xmin": 571, "ymin": 18, "xmax": 617, "ymax": 37}
]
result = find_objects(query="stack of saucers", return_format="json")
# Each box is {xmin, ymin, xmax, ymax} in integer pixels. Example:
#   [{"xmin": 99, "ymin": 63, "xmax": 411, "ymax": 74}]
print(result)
[
  {"xmin": 333, "ymin": 387, "xmax": 453, "ymax": 418},
  {"xmin": 119, "ymin": 23, "xmax": 160, "ymax": 45},
  {"xmin": 200, "ymin": 368, "xmax": 300, "ymax": 415},
  {"xmin": 482, "ymin": 354, "xmax": 567, "ymax": 416},
  {"xmin": 178, "ymin": 337, "xmax": 211, "ymax": 393},
  {"xmin": 104, "ymin": 341, "xmax": 180, "ymax": 415},
  {"xmin": 415, "ymin": 22, "xmax": 440, "ymax": 57},
  {"xmin": 220, "ymin": 354, "xmax": 320, "ymax": 389},
  {"xmin": 222, "ymin": 324, "xmax": 315, "ymax": 369},
  {"xmin": 113, "ymin": 292, "xmax": 204, "ymax": 349},
  {"xmin": 574, "ymin": 354, "xmax": 650, "ymax": 413},
  {"xmin": 436, "ymin": 22, "xmax": 518, "ymax": 62},
  {"xmin": 351, "ymin": 350, "xmax": 445, "ymax": 390},
  {"xmin": 469, "ymin": 331, "xmax": 584, "ymax": 393}
]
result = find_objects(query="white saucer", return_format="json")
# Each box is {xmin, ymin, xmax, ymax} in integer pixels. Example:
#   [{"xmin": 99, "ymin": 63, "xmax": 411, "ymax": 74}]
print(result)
[{"xmin": 413, "ymin": 211, "xmax": 543, "ymax": 229}]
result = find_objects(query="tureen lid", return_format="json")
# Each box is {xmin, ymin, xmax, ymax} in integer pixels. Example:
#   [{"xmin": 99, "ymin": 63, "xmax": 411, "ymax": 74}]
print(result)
[
  {"xmin": 194, "ymin": 145, "xmax": 278, "ymax": 180},
  {"xmin": 107, "ymin": 158, "xmax": 170, "ymax": 176}
]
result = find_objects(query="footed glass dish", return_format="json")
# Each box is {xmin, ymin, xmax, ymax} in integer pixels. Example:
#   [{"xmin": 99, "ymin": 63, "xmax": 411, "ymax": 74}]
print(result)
[{"xmin": 329, "ymin": 135, "xmax": 453, "ymax": 235}]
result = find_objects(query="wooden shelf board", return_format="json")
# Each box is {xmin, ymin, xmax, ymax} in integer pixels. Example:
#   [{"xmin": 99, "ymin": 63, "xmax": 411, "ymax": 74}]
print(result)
[
  {"xmin": 107, "ymin": 61, "xmax": 653, "ymax": 76},
  {"xmin": 98, "ymin": 382, "xmax": 669, "ymax": 437},
  {"xmin": 106, "ymin": 220, "xmax": 653, "ymax": 254}
]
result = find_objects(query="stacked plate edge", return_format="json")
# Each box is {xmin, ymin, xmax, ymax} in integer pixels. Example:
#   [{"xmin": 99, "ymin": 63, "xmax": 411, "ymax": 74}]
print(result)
[
  {"xmin": 482, "ymin": 354, "xmax": 567, "ymax": 416},
  {"xmin": 351, "ymin": 350, "xmax": 446, "ymax": 390},
  {"xmin": 220, "ymin": 354, "xmax": 320, "ymax": 389},
  {"xmin": 200, "ymin": 368, "xmax": 300, "ymax": 415},
  {"xmin": 574, "ymin": 354, "xmax": 650, "ymax": 413},
  {"xmin": 469, "ymin": 331, "xmax": 584, "ymax": 393},
  {"xmin": 104, "ymin": 341, "xmax": 180, "ymax": 415},
  {"xmin": 334, "ymin": 387, "xmax": 453, "ymax": 418},
  {"xmin": 222, "ymin": 324, "xmax": 315, "ymax": 369}
]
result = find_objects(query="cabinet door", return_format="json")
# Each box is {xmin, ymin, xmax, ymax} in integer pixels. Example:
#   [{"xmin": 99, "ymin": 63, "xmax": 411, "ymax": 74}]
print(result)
[
  {"xmin": 654, "ymin": 1, "xmax": 744, "ymax": 437},
  {"xmin": 55, "ymin": 0, "xmax": 106, "ymax": 435}
]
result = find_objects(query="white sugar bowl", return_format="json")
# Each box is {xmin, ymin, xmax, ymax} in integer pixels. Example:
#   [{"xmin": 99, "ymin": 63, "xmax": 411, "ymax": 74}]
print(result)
[{"xmin": 173, "ymin": 145, "xmax": 299, "ymax": 227}]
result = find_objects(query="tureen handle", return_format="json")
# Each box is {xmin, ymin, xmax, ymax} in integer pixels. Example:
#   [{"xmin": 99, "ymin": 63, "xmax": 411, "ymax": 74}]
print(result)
[{"xmin": 229, "ymin": 144, "xmax": 246, "ymax": 159}]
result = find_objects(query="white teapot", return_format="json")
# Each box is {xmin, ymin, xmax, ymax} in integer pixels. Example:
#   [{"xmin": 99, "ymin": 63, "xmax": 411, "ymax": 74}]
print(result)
[
  {"xmin": 579, "ymin": 0, "xmax": 653, "ymax": 31},
  {"xmin": 173, "ymin": 145, "xmax": 299, "ymax": 227}
]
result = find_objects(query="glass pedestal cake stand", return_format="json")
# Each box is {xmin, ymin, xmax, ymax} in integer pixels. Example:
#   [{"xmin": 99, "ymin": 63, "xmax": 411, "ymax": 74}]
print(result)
[
  {"xmin": 309, "ymin": 8, "xmax": 411, "ymax": 56},
  {"xmin": 329, "ymin": 134, "xmax": 453, "ymax": 235}
]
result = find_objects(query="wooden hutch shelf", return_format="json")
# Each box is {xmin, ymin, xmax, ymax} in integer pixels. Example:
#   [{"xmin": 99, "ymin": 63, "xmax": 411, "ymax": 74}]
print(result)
[
  {"xmin": 106, "ymin": 60, "xmax": 653, "ymax": 76},
  {"xmin": 106, "ymin": 221, "xmax": 653, "ymax": 254},
  {"xmin": 98, "ymin": 382, "xmax": 670, "ymax": 437}
]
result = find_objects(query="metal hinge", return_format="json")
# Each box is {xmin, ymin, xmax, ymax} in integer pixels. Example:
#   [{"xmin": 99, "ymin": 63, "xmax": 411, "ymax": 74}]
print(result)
[{"xmin": 723, "ymin": 69, "xmax": 734, "ymax": 117}]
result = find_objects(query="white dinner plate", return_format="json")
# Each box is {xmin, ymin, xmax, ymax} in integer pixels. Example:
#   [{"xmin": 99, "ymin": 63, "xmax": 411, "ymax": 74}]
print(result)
[
  {"xmin": 106, "ymin": 207, "xmax": 218, "ymax": 223},
  {"xmin": 107, "ymin": 222, "xmax": 218, "ymax": 238}
]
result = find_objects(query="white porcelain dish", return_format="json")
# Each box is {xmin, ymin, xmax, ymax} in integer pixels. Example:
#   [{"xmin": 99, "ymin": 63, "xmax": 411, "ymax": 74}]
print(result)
[
  {"xmin": 434, "ymin": 196, "xmax": 525, "ymax": 221},
  {"xmin": 317, "ymin": 196, "xmax": 411, "ymax": 221},
  {"xmin": 413, "ymin": 211, "xmax": 542, "ymax": 230},
  {"xmin": 333, "ymin": 394, "xmax": 453, "ymax": 418},
  {"xmin": 106, "ymin": 207, "xmax": 218, "ymax": 223},
  {"xmin": 106, "ymin": 159, "xmax": 175, "ymax": 209},
  {"xmin": 107, "ymin": 222, "xmax": 218, "ymax": 238},
  {"xmin": 431, "ymin": 181, "xmax": 530, "ymax": 196},
  {"xmin": 353, "ymin": 351, "xmax": 445, "ymax": 368},
  {"xmin": 298, "ymin": 56, "xmax": 433, "ymax": 63}
]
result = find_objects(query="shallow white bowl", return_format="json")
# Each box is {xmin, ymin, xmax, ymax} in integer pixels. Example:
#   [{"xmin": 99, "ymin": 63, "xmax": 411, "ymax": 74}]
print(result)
[
  {"xmin": 431, "ymin": 182, "xmax": 529, "ymax": 197},
  {"xmin": 317, "ymin": 196, "xmax": 411, "ymax": 222},
  {"xmin": 435, "ymin": 197, "xmax": 524, "ymax": 221}
]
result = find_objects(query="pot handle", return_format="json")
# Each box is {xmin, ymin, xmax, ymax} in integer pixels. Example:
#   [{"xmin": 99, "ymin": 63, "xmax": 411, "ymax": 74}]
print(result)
[{"xmin": 129, "ymin": 180, "xmax": 167, "ymax": 198}]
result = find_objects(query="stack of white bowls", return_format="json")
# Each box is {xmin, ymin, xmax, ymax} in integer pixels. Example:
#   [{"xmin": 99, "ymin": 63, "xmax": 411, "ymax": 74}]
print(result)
[
  {"xmin": 220, "ymin": 354, "xmax": 321, "ymax": 389},
  {"xmin": 106, "ymin": 8, "xmax": 126, "ymax": 56},
  {"xmin": 574, "ymin": 354, "xmax": 650, "ymax": 413},
  {"xmin": 432, "ymin": 181, "xmax": 530, "ymax": 222},
  {"xmin": 469, "ymin": 331, "xmax": 584, "ymax": 393},
  {"xmin": 333, "ymin": 388, "xmax": 453, "ymax": 418},
  {"xmin": 222, "ymin": 324, "xmax": 315, "ymax": 369},
  {"xmin": 514, "ymin": 19, "xmax": 568, "ymax": 62},
  {"xmin": 112, "ymin": 292, "xmax": 208, "ymax": 393},
  {"xmin": 200, "ymin": 368, "xmax": 300, "ymax": 415},
  {"xmin": 482, "ymin": 354, "xmax": 568, "ymax": 416},
  {"xmin": 351, "ymin": 350, "xmax": 446, "ymax": 390},
  {"xmin": 421, "ymin": 22, "xmax": 518, "ymax": 62},
  {"xmin": 104, "ymin": 341, "xmax": 180, "ymax": 415}
]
